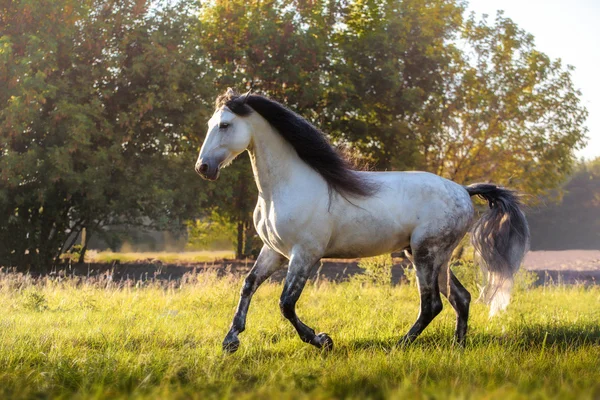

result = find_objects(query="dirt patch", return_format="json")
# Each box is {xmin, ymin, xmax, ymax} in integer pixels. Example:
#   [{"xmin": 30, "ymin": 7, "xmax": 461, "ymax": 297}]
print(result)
[
  {"xmin": 17, "ymin": 250, "xmax": 600, "ymax": 286},
  {"xmin": 523, "ymin": 250, "xmax": 600, "ymax": 271},
  {"xmin": 522, "ymin": 250, "xmax": 600, "ymax": 285}
]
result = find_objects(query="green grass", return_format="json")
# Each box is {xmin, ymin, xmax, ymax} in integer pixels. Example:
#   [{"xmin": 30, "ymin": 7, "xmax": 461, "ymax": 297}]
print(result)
[
  {"xmin": 0, "ymin": 271, "xmax": 599, "ymax": 399},
  {"xmin": 85, "ymin": 250, "xmax": 235, "ymax": 264}
]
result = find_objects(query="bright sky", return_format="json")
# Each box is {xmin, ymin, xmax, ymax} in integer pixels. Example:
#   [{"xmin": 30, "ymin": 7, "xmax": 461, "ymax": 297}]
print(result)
[{"xmin": 467, "ymin": 0, "xmax": 600, "ymax": 160}]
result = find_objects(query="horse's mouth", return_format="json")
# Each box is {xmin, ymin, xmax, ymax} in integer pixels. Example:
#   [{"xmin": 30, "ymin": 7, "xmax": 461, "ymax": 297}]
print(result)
[
  {"xmin": 196, "ymin": 163, "xmax": 220, "ymax": 181},
  {"xmin": 205, "ymin": 168, "xmax": 220, "ymax": 181}
]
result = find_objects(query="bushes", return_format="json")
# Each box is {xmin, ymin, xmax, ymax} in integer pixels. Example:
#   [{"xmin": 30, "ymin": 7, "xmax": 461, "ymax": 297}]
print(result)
[
  {"xmin": 355, "ymin": 247, "xmax": 537, "ymax": 300},
  {"xmin": 356, "ymin": 255, "xmax": 394, "ymax": 286}
]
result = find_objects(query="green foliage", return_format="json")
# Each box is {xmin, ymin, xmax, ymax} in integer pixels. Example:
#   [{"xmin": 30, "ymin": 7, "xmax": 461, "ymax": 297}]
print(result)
[
  {"xmin": 0, "ymin": 0, "xmax": 589, "ymax": 269},
  {"xmin": 185, "ymin": 211, "xmax": 236, "ymax": 251},
  {"xmin": 0, "ymin": 272, "xmax": 599, "ymax": 398},
  {"xmin": 59, "ymin": 244, "xmax": 84, "ymax": 263},
  {"xmin": 0, "ymin": 0, "xmax": 208, "ymax": 269},
  {"xmin": 86, "ymin": 250, "xmax": 234, "ymax": 264},
  {"xmin": 21, "ymin": 289, "xmax": 48, "ymax": 312},
  {"xmin": 426, "ymin": 13, "xmax": 588, "ymax": 198},
  {"xmin": 451, "ymin": 260, "xmax": 537, "ymax": 300},
  {"xmin": 356, "ymin": 254, "xmax": 393, "ymax": 285},
  {"xmin": 328, "ymin": 0, "xmax": 466, "ymax": 171}
]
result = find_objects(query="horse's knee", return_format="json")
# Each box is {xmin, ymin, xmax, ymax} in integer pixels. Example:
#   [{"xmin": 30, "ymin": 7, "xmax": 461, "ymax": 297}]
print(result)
[
  {"xmin": 279, "ymin": 297, "xmax": 295, "ymax": 320},
  {"xmin": 240, "ymin": 274, "xmax": 257, "ymax": 297}
]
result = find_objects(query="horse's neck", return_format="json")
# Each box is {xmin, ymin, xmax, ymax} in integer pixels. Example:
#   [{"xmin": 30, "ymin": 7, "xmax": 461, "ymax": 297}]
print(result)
[{"xmin": 247, "ymin": 120, "xmax": 308, "ymax": 199}]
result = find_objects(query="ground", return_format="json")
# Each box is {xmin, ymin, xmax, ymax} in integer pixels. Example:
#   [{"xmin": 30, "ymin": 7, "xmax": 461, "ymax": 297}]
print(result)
[
  {"xmin": 0, "ymin": 250, "xmax": 598, "ymax": 399},
  {"xmin": 0, "ymin": 265, "xmax": 599, "ymax": 399},
  {"xmin": 55, "ymin": 250, "xmax": 600, "ymax": 285},
  {"xmin": 523, "ymin": 250, "xmax": 600, "ymax": 283}
]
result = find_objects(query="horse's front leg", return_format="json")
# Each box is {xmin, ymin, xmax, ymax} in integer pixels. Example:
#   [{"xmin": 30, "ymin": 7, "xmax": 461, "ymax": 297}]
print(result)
[
  {"xmin": 280, "ymin": 253, "xmax": 333, "ymax": 350},
  {"xmin": 223, "ymin": 245, "xmax": 285, "ymax": 353}
]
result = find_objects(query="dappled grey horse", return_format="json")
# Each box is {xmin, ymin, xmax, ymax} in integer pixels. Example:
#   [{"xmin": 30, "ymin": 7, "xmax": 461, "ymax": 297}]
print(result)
[{"xmin": 195, "ymin": 89, "xmax": 530, "ymax": 352}]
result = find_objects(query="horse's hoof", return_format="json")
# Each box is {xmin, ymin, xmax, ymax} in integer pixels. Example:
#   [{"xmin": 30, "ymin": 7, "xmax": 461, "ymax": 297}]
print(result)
[
  {"xmin": 453, "ymin": 337, "xmax": 466, "ymax": 349},
  {"xmin": 222, "ymin": 337, "xmax": 240, "ymax": 353},
  {"xmin": 397, "ymin": 335, "xmax": 413, "ymax": 348},
  {"xmin": 316, "ymin": 333, "xmax": 334, "ymax": 351}
]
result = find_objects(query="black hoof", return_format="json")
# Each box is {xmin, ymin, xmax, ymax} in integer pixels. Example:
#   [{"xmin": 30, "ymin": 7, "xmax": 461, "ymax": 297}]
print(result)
[
  {"xmin": 222, "ymin": 337, "xmax": 240, "ymax": 353},
  {"xmin": 397, "ymin": 335, "xmax": 414, "ymax": 348},
  {"xmin": 316, "ymin": 333, "xmax": 334, "ymax": 351},
  {"xmin": 453, "ymin": 337, "xmax": 466, "ymax": 349}
]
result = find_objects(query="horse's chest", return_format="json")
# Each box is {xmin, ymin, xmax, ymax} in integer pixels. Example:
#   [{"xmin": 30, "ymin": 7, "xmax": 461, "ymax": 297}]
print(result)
[{"xmin": 253, "ymin": 202, "xmax": 298, "ymax": 255}]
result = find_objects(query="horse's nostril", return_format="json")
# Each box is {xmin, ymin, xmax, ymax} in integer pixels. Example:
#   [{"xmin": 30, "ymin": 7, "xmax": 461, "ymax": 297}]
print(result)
[{"xmin": 198, "ymin": 163, "xmax": 209, "ymax": 174}]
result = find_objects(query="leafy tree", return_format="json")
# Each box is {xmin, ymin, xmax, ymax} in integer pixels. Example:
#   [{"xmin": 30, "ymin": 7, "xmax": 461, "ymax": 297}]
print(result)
[
  {"xmin": 196, "ymin": 0, "xmax": 336, "ymax": 258},
  {"xmin": 0, "ymin": 0, "xmax": 589, "ymax": 268},
  {"xmin": 195, "ymin": 1, "xmax": 587, "ymax": 257},
  {"xmin": 325, "ymin": 0, "xmax": 465, "ymax": 171},
  {"xmin": 185, "ymin": 211, "xmax": 237, "ymax": 251},
  {"xmin": 423, "ymin": 12, "xmax": 588, "ymax": 197},
  {"xmin": 0, "ymin": 0, "xmax": 209, "ymax": 270}
]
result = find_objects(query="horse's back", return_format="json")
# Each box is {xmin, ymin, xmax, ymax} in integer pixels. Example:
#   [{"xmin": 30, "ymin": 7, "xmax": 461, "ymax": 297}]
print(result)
[{"xmin": 323, "ymin": 171, "xmax": 474, "ymax": 258}]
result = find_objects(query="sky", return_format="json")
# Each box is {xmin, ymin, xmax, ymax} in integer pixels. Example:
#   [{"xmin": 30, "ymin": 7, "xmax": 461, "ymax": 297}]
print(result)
[{"xmin": 466, "ymin": 0, "xmax": 600, "ymax": 160}]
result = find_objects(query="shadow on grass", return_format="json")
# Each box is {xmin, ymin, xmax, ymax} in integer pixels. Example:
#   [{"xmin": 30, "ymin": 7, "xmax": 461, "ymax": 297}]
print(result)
[
  {"xmin": 341, "ymin": 335, "xmax": 469, "ymax": 353},
  {"xmin": 339, "ymin": 322, "xmax": 600, "ymax": 353},
  {"xmin": 470, "ymin": 322, "xmax": 600, "ymax": 350}
]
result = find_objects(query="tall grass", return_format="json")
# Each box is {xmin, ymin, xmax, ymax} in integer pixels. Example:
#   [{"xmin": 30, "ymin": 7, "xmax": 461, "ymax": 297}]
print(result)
[{"xmin": 0, "ymin": 270, "xmax": 598, "ymax": 399}]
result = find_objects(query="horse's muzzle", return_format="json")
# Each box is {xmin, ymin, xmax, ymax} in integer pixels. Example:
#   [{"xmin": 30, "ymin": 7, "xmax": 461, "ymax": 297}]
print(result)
[{"xmin": 195, "ymin": 160, "xmax": 220, "ymax": 181}]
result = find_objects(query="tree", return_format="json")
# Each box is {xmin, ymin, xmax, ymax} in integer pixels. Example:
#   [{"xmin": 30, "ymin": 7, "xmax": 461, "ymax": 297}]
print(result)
[
  {"xmin": 423, "ymin": 12, "xmax": 588, "ymax": 197},
  {"xmin": 324, "ymin": 0, "xmax": 465, "ymax": 171},
  {"xmin": 196, "ymin": 0, "xmax": 336, "ymax": 258},
  {"xmin": 195, "ymin": 1, "xmax": 587, "ymax": 256},
  {"xmin": 0, "ymin": 0, "xmax": 210, "ymax": 270},
  {"xmin": 1, "ymin": 0, "xmax": 589, "ymax": 267}
]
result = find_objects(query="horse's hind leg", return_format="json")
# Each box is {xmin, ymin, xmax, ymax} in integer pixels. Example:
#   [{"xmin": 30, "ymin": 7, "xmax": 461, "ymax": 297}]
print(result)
[
  {"xmin": 279, "ymin": 253, "xmax": 333, "ymax": 350},
  {"xmin": 400, "ymin": 240, "xmax": 446, "ymax": 345},
  {"xmin": 223, "ymin": 245, "xmax": 285, "ymax": 353},
  {"xmin": 438, "ymin": 264, "xmax": 471, "ymax": 346}
]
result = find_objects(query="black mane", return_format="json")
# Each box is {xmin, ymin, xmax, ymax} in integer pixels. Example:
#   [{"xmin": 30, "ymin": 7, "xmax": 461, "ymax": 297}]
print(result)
[{"xmin": 216, "ymin": 90, "xmax": 378, "ymax": 198}]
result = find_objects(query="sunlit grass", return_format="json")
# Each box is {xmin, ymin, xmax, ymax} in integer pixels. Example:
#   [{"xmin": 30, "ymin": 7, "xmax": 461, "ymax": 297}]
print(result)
[
  {"xmin": 0, "ymin": 271, "xmax": 598, "ymax": 399},
  {"xmin": 85, "ymin": 250, "xmax": 236, "ymax": 264}
]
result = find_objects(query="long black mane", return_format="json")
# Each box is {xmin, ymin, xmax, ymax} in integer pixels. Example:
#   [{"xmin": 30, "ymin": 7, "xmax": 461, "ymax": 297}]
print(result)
[{"xmin": 216, "ymin": 90, "xmax": 378, "ymax": 198}]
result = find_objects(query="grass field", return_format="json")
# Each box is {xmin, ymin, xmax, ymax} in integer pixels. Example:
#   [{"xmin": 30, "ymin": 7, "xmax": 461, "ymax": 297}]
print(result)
[
  {"xmin": 85, "ymin": 250, "xmax": 235, "ymax": 264},
  {"xmin": 0, "ymin": 270, "xmax": 599, "ymax": 399}
]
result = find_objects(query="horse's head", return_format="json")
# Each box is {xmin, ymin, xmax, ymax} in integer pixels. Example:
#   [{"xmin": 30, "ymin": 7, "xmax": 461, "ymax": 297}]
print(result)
[{"xmin": 195, "ymin": 88, "xmax": 253, "ymax": 181}]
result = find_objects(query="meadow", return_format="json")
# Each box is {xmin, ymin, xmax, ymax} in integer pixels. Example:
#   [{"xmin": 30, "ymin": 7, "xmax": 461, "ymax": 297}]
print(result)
[{"xmin": 0, "ymin": 267, "xmax": 599, "ymax": 399}]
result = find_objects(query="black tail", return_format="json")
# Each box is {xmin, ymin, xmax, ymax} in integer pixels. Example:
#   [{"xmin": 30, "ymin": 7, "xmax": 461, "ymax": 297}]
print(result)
[{"xmin": 465, "ymin": 183, "xmax": 530, "ymax": 316}]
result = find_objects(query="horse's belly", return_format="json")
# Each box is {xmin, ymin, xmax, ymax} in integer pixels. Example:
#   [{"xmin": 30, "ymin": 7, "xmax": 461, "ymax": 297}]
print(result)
[{"xmin": 324, "ymin": 221, "xmax": 411, "ymax": 259}]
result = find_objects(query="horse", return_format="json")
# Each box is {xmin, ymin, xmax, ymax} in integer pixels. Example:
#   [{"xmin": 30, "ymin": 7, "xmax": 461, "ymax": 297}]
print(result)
[{"xmin": 195, "ymin": 88, "xmax": 530, "ymax": 353}]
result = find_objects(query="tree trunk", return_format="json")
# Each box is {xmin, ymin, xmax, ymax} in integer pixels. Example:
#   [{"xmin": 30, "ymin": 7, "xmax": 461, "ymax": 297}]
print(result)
[
  {"xmin": 236, "ymin": 221, "xmax": 244, "ymax": 259},
  {"xmin": 78, "ymin": 227, "xmax": 89, "ymax": 264},
  {"xmin": 243, "ymin": 219, "xmax": 254, "ymax": 257}
]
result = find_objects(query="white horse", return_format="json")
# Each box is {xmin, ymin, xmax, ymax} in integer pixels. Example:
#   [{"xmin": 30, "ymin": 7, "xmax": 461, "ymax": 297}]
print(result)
[{"xmin": 196, "ymin": 88, "xmax": 530, "ymax": 352}]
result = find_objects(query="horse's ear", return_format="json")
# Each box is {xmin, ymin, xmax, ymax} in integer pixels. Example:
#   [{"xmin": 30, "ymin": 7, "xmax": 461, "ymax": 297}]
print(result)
[{"xmin": 241, "ymin": 88, "xmax": 252, "ymax": 104}]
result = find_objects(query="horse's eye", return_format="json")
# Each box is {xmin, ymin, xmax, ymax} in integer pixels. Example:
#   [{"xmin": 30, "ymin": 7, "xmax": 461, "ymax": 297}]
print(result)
[{"xmin": 219, "ymin": 122, "xmax": 230, "ymax": 129}]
